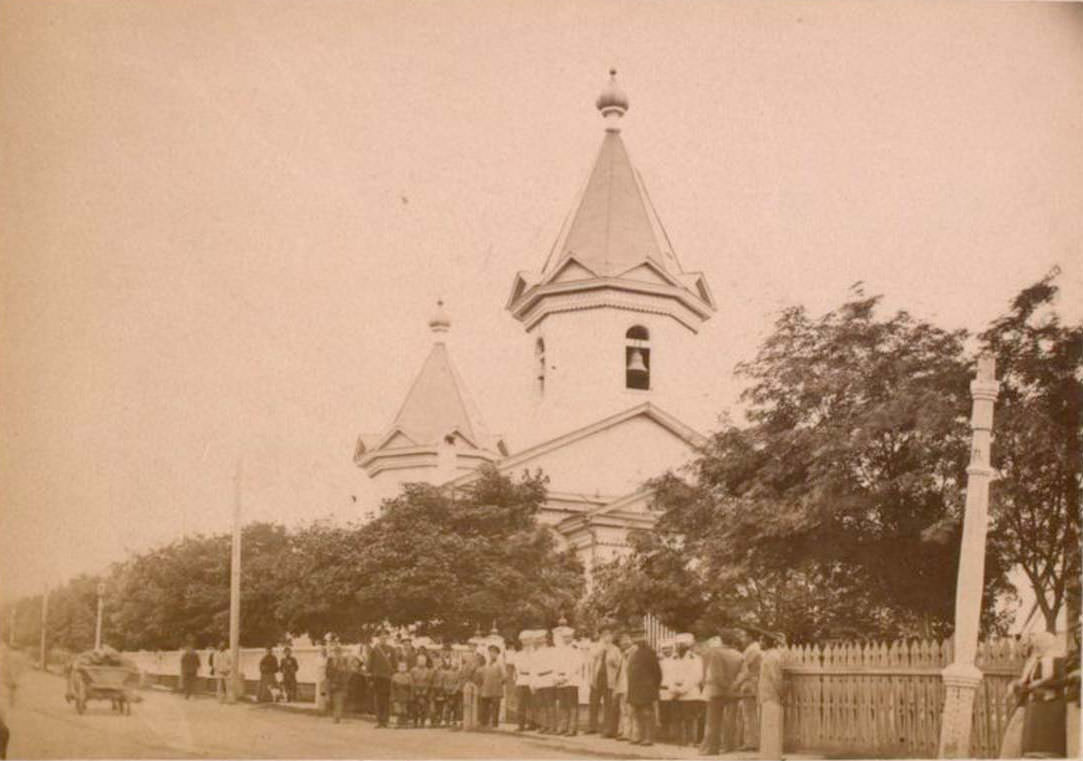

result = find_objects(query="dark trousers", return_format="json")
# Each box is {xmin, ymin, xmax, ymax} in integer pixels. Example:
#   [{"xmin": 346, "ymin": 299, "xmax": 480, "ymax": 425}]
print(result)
[
  {"xmin": 536, "ymin": 687, "xmax": 557, "ymax": 731},
  {"xmin": 181, "ymin": 673, "xmax": 198, "ymax": 699},
  {"xmin": 372, "ymin": 676, "xmax": 391, "ymax": 726},
  {"xmin": 1, "ymin": 715, "xmax": 9, "ymax": 760},
  {"xmin": 445, "ymin": 692, "xmax": 462, "ymax": 724},
  {"xmin": 589, "ymin": 685, "xmax": 612, "ymax": 733},
  {"xmin": 631, "ymin": 702, "xmax": 656, "ymax": 744},
  {"xmin": 257, "ymin": 674, "xmax": 275, "ymax": 702},
  {"xmin": 330, "ymin": 688, "xmax": 348, "ymax": 722},
  {"xmin": 557, "ymin": 686, "xmax": 578, "ymax": 734},
  {"xmin": 479, "ymin": 696, "xmax": 501, "ymax": 727},
  {"xmin": 678, "ymin": 700, "xmax": 705, "ymax": 745},
  {"xmin": 658, "ymin": 699, "xmax": 677, "ymax": 741},
  {"xmin": 701, "ymin": 696, "xmax": 738, "ymax": 753},
  {"xmin": 282, "ymin": 674, "xmax": 298, "ymax": 702},
  {"xmin": 516, "ymin": 685, "xmax": 533, "ymax": 728},
  {"xmin": 411, "ymin": 693, "xmax": 429, "ymax": 726}
]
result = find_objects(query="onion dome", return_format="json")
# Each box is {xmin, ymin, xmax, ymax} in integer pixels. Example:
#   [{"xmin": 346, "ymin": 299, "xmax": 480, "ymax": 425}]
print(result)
[
  {"xmin": 428, "ymin": 298, "xmax": 451, "ymax": 334},
  {"xmin": 595, "ymin": 68, "xmax": 629, "ymax": 122}
]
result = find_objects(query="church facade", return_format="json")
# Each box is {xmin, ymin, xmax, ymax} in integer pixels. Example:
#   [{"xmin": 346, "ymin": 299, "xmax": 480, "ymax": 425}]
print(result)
[{"xmin": 355, "ymin": 72, "xmax": 714, "ymax": 580}]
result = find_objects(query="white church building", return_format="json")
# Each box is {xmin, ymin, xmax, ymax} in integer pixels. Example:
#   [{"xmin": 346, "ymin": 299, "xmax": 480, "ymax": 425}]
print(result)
[{"xmin": 355, "ymin": 71, "xmax": 715, "ymax": 580}]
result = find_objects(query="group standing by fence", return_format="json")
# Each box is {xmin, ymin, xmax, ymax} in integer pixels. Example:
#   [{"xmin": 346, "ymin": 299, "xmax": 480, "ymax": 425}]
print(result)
[{"xmin": 165, "ymin": 624, "xmax": 1078, "ymax": 759}]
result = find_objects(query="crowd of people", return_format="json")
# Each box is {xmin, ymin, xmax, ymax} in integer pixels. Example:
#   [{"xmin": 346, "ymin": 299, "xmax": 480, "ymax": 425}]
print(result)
[{"xmin": 189, "ymin": 621, "xmax": 788, "ymax": 754}]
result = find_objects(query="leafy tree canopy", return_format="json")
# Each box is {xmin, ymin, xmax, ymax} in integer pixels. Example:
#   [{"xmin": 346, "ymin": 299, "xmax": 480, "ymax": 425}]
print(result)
[{"xmin": 585, "ymin": 288, "xmax": 1015, "ymax": 642}]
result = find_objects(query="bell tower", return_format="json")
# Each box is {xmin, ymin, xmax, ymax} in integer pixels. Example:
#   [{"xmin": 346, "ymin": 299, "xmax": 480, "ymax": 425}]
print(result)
[{"xmin": 507, "ymin": 71, "xmax": 716, "ymax": 443}]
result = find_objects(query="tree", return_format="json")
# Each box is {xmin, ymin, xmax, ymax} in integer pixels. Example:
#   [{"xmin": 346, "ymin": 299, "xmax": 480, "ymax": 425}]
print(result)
[
  {"xmin": 626, "ymin": 291, "xmax": 1013, "ymax": 641},
  {"xmin": 348, "ymin": 467, "xmax": 585, "ymax": 641},
  {"xmin": 108, "ymin": 523, "xmax": 290, "ymax": 649},
  {"xmin": 982, "ymin": 269, "xmax": 1082, "ymax": 632}
]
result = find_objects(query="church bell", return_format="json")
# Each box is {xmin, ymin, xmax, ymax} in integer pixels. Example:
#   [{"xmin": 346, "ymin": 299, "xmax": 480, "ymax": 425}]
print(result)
[{"xmin": 626, "ymin": 348, "xmax": 648, "ymax": 374}]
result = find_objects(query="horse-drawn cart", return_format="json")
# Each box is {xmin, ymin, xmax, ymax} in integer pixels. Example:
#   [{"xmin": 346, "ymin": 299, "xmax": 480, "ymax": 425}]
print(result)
[{"xmin": 65, "ymin": 650, "xmax": 138, "ymax": 715}]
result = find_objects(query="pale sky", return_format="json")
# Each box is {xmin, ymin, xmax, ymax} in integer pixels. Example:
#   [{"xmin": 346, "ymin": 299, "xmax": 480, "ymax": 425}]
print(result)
[{"xmin": 1, "ymin": 0, "xmax": 1081, "ymax": 600}]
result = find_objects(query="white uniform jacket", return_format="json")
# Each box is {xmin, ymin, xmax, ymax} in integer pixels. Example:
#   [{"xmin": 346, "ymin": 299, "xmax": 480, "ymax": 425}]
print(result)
[{"xmin": 677, "ymin": 653, "xmax": 704, "ymax": 701}]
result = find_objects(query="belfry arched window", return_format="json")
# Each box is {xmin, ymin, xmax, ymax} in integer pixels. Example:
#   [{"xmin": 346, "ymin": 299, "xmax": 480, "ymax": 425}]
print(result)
[
  {"xmin": 625, "ymin": 325, "xmax": 650, "ymax": 390},
  {"xmin": 535, "ymin": 337, "xmax": 546, "ymax": 394}
]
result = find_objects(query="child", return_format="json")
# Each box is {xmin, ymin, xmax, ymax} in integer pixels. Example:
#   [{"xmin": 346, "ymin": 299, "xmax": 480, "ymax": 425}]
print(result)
[
  {"xmin": 390, "ymin": 661, "xmax": 412, "ymax": 728},
  {"xmin": 410, "ymin": 653, "xmax": 434, "ymax": 727}
]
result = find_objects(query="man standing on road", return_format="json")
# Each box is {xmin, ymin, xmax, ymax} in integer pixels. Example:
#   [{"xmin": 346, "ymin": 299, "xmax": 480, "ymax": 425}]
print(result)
[
  {"xmin": 510, "ymin": 631, "xmax": 534, "ymax": 731},
  {"xmin": 213, "ymin": 641, "xmax": 231, "ymax": 703},
  {"xmin": 257, "ymin": 646, "xmax": 279, "ymax": 703},
  {"xmin": 279, "ymin": 646, "xmax": 299, "ymax": 703},
  {"xmin": 588, "ymin": 625, "xmax": 621, "ymax": 737},
  {"xmin": 625, "ymin": 623, "xmax": 662, "ymax": 746},
  {"xmin": 552, "ymin": 626, "xmax": 579, "ymax": 736},
  {"xmin": 675, "ymin": 633, "xmax": 704, "ymax": 746},
  {"xmin": 477, "ymin": 645, "xmax": 505, "ymax": 729},
  {"xmin": 179, "ymin": 640, "xmax": 200, "ymax": 700},
  {"xmin": 326, "ymin": 644, "xmax": 352, "ymax": 723},
  {"xmin": 532, "ymin": 630, "xmax": 557, "ymax": 734},
  {"xmin": 737, "ymin": 630, "xmax": 763, "ymax": 751},
  {"xmin": 758, "ymin": 632, "xmax": 787, "ymax": 760},
  {"xmin": 699, "ymin": 630, "xmax": 743, "ymax": 755},
  {"xmin": 368, "ymin": 633, "xmax": 396, "ymax": 728}
]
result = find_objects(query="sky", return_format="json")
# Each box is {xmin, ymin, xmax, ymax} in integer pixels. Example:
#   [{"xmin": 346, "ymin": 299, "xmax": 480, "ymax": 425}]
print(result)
[{"xmin": 1, "ymin": 0, "xmax": 1081, "ymax": 601}]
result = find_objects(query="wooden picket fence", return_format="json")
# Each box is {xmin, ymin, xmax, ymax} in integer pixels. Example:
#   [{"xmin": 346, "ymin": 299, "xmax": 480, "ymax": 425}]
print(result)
[
  {"xmin": 644, "ymin": 612, "xmax": 677, "ymax": 650},
  {"xmin": 781, "ymin": 638, "xmax": 1024, "ymax": 758}
]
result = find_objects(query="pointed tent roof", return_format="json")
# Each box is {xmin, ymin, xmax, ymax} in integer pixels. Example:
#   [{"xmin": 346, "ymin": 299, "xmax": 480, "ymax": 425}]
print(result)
[
  {"xmin": 390, "ymin": 340, "xmax": 494, "ymax": 449},
  {"xmin": 358, "ymin": 302, "xmax": 502, "ymax": 458},
  {"xmin": 509, "ymin": 70, "xmax": 715, "ymax": 325},
  {"xmin": 542, "ymin": 130, "xmax": 683, "ymax": 279}
]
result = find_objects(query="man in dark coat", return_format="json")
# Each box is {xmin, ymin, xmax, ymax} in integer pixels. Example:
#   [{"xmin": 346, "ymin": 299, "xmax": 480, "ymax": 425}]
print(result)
[
  {"xmin": 258, "ymin": 646, "xmax": 279, "ymax": 703},
  {"xmin": 699, "ymin": 630, "xmax": 744, "ymax": 754},
  {"xmin": 280, "ymin": 646, "xmax": 299, "ymax": 702},
  {"xmin": 368, "ymin": 633, "xmax": 397, "ymax": 728},
  {"xmin": 179, "ymin": 640, "xmax": 201, "ymax": 700},
  {"xmin": 625, "ymin": 624, "xmax": 662, "ymax": 746}
]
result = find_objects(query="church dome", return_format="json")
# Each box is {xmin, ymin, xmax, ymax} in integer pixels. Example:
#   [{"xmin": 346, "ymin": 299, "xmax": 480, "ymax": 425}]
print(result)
[
  {"xmin": 595, "ymin": 69, "xmax": 629, "ymax": 114},
  {"xmin": 428, "ymin": 299, "xmax": 451, "ymax": 333}
]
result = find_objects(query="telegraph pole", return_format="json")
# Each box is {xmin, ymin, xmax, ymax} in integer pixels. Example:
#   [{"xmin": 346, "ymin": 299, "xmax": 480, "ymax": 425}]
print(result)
[
  {"xmin": 95, "ymin": 581, "xmax": 106, "ymax": 650},
  {"xmin": 39, "ymin": 585, "xmax": 49, "ymax": 670},
  {"xmin": 938, "ymin": 355, "xmax": 1000, "ymax": 758},
  {"xmin": 228, "ymin": 457, "xmax": 243, "ymax": 703}
]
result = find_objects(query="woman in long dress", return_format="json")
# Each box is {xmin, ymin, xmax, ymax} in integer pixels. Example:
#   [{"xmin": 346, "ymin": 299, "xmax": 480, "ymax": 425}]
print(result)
[{"xmin": 1000, "ymin": 631, "xmax": 1067, "ymax": 758}]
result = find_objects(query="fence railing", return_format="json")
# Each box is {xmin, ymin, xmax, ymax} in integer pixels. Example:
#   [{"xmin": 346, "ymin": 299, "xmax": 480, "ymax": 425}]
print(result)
[
  {"xmin": 644, "ymin": 612, "xmax": 677, "ymax": 650},
  {"xmin": 781, "ymin": 638, "xmax": 1024, "ymax": 758}
]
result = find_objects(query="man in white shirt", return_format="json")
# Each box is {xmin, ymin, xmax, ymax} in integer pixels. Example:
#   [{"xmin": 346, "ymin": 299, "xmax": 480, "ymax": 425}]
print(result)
[
  {"xmin": 213, "ymin": 642, "xmax": 232, "ymax": 703},
  {"xmin": 552, "ymin": 626, "xmax": 580, "ymax": 736},
  {"xmin": 511, "ymin": 631, "xmax": 535, "ymax": 731},
  {"xmin": 675, "ymin": 633, "xmax": 704, "ymax": 747},
  {"xmin": 658, "ymin": 638, "xmax": 678, "ymax": 743},
  {"xmin": 532, "ymin": 630, "xmax": 557, "ymax": 734}
]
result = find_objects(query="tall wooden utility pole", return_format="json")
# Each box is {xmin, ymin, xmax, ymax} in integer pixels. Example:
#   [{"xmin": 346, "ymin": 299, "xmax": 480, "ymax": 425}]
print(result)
[
  {"xmin": 95, "ymin": 581, "xmax": 106, "ymax": 650},
  {"xmin": 228, "ymin": 457, "xmax": 243, "ymax": 703},
  {"xmin": 938, "ymin": 355, "xmax": 1000, "ymax": 758},
  {"xmin": 39, "ymin": 585, "xmax": 49, "ymax": 670}
]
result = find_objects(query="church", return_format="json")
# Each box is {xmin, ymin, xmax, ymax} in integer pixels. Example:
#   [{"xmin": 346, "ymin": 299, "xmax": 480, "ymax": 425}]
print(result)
[{"xmin": 355, "ymin": 71, "xmax": 715, "ymax": 580}]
